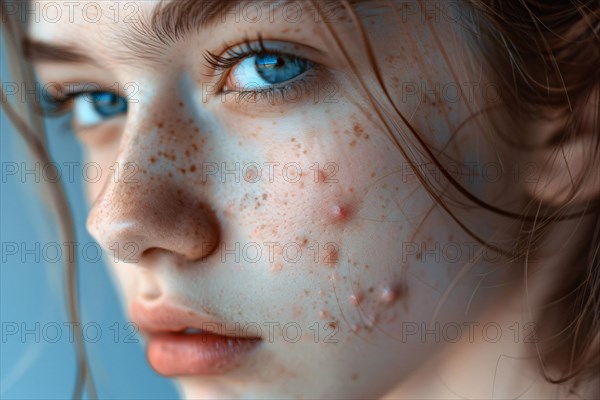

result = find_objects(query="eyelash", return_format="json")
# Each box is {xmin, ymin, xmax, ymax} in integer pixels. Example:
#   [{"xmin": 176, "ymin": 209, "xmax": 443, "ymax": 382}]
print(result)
[
  {"xmin": 42, "ymin": 91, "xmax": 83, "ymax": 116},
  {"xmin": 203, "ymin": 38, "xmax": 318, "ymax": 105},
  {"xmin": 41, "ymin": 90, "xmax": 117, "ymax": 117}
]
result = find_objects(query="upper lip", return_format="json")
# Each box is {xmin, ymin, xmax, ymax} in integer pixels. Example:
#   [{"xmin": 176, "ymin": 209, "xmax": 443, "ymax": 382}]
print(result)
[{"xmin": 129, "ymin": 301, "xmax": 259, "ymax": 339}]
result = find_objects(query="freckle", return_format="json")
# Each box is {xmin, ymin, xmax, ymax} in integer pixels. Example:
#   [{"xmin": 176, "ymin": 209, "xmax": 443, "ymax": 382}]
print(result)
[
  {"xmin": 178, "ymin": 101, "xmax": 183, "ymax": 107},
  {"xmin": 349, "ymin": 140, "xmax": 357, "ymax": 147},
  {"xmin": 370, "ymin": 171, "xmax": 376, "ymax": 178},
  {"xmin": 157, "ymin": 122, "xmax": 164, "ymax": 128},
  {"xmin": 291, "ymin": 137, "xmax": 296, "ymax": 142},
  {"xmin": 353, "ymin": 123, "xmax": 364, "ymax": 137},
  {"xmin": 352, "ymin": 373, "xmax": 359, "ymax": 381},
  {"xmin": 328, "ymin": 321, "xmax": 338, "ymax": 330},
  {"xmin": 270, "ymin": 262, "xmax": 283, "ymax": 273},
  {"xmin": 262, "ymin": 193, "xmax": 268, "ymax": 200},
  {"xmin": 319, "ymin": 310, "xmax": 330, "ymax": 320},
  {"xmin": 190, "ymin": 165, "xmax": 196, "ymax": 172},
  {"xmin": 149, "ymin": 156, "xmax": 156, "ymax": 164},
  {"xmin": 180, "ymin": 168, "xmax": 187, "ymax": 174}
]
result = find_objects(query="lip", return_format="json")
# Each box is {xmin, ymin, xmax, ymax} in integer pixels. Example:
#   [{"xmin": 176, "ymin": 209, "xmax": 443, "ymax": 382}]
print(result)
[{"xmin": 130, "ymin": 301, "xmax": 261, "ymax": 376}]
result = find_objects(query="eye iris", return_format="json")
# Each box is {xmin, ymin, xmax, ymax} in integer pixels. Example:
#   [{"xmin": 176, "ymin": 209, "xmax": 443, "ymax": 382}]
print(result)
[
  {"xmin": 255, "ymin": 53, "xmax": 311, "ymax": 84},
  {"xmin": 90, "ymin": 92, "xmax": 127, "ymax": 117}
]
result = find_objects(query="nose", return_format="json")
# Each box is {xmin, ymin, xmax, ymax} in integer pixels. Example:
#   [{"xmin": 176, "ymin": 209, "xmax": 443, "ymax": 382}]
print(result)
[{"xmin": 87, "ymin": 113, "xmax": 219, "ymax": 265}]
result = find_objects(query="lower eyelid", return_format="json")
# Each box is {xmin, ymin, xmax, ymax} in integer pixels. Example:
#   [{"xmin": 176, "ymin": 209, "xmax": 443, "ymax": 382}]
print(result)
[{"xmin": 222, "ymin": 70, "xmax": 329, "ymax": 109}]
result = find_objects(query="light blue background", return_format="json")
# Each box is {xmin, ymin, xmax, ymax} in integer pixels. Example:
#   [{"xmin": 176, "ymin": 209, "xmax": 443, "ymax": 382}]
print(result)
[{"xmin": 1, "ymin": 35, "xmax": 179, "ymax": 399}]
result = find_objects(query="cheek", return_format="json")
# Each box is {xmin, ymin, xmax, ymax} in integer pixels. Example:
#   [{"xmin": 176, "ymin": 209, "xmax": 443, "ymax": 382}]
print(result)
[{"xmin": 237, "ymin": 113, "xmax": 429, "ymax": 320}]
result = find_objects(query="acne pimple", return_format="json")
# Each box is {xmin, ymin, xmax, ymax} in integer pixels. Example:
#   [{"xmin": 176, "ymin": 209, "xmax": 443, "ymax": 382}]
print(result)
[
  {"xmin": 379, "ymin": 286, "xmax": 400, "ymax": 305},
  {"xmin": 349, "ymin": 293, "xmax": 362, "ymax": 306},
  {"xmin": 330, "ymin": 204, "xmax": 350, "ymax": 222}
]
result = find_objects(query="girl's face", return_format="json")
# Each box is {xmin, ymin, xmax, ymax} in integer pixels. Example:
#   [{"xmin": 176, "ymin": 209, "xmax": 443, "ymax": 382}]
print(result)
[{"xmin": 30, "ymin": 1, "xmax": 523, "ymax": 398}]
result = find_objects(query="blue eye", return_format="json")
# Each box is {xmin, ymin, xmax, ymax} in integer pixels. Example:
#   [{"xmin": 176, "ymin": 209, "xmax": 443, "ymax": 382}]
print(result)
[
  {"xmin": 229, "ymin": 52, "xmax": 313, "ymax": 90},
  {"xmin": 73, "ymin": 92, "xmax": 127, "ymax": 128},
  {"xmin": 255, "ymin": 54, "xmax": 312, "ymax": 85}
]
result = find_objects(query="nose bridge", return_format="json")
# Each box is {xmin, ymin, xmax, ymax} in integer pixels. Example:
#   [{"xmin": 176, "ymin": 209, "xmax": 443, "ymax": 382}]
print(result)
[{"xmin": 86, "ymin": 93, "xmax": 220, "ymax": 265}]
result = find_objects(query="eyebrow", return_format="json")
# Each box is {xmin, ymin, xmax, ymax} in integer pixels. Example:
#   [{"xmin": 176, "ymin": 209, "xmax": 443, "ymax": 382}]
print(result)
[
  {"xmin": 24, "ymin": 0, "xmax": 334, "ymax": 64},
  {"xmin": 23, "ymin": 38, "xmax": 93, "ymax": 63},
  {"xmin": 120, "ymin": 0, "xmax": 302, "ymax": 63},
  {"xmin": 23, "ymin": 0, "xmax": 241, "ymax": 64}
]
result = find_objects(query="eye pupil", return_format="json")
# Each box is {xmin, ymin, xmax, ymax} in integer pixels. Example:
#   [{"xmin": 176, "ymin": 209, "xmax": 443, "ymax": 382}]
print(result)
[
  {"xmin": 254, "ymin": 52, "xmax": 311, "ymax": 85},
  {"xmin": 90, "ymin": 92, "xmax": 128, "ymax": 117},
  {"xmin": 257, "ymin": 54, "xmax": 285, "ymax": 69}
]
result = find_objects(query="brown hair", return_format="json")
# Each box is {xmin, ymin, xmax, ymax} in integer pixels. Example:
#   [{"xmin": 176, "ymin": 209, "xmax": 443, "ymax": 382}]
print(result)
[
  {"xmin": 1, "ymin": 0, "xmax": 598, "ymax": 397},
  {"xmin": 325, "ymin": 0, "xmax": 599, "ymax": 392}
]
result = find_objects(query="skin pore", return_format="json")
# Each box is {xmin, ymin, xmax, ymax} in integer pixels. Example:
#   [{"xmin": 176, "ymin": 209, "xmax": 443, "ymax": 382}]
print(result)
[{"xmin": 26, "ymin": 0, "xmax": 598, "ymax": 399}]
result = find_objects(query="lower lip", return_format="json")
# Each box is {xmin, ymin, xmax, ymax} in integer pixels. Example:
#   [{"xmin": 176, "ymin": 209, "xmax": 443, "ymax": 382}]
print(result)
[{"xmin": 147, "ymin": 332, "xmax": 260, "ymax": 376}]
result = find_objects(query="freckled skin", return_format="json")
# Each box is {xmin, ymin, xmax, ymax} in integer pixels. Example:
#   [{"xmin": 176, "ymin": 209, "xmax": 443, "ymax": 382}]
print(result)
[{"xmin": 28, "ymin": 1, "xmax": 562, "ymax": 399}]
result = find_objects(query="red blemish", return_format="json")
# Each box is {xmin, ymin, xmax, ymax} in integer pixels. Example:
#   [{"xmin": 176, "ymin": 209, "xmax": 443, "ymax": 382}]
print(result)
[
  {"xmin": 330, "ymin": 204, "xmax": 350, "ymax": 222},
  {"xmin": 379, "ymin": 286, "xmax": 401, "ymax": 305},
  {"xmin": 349, "ymin": 292, "xmax": 362, "ymax": 306}
]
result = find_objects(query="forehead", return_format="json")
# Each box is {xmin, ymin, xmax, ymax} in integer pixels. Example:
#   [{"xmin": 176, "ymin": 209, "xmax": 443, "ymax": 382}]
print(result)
[{"xmin": 29, "ymin": 0, "xmax": 160, "ymax": 40}]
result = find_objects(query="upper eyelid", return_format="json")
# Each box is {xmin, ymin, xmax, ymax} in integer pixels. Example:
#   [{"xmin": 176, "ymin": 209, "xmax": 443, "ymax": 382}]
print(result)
[
  {"xmin": 202, "ymin": 39, "xmax": 321, "ymax": 88},
  {"xmin": 204, "ymin": 39, "xmax": 324, "ymax": 70}
]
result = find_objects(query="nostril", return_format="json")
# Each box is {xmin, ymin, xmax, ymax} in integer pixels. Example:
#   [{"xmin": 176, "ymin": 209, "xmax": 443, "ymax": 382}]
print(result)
[{"xmin": 86, "ymin": 175, "xmax": 221, "ymax": 266}]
